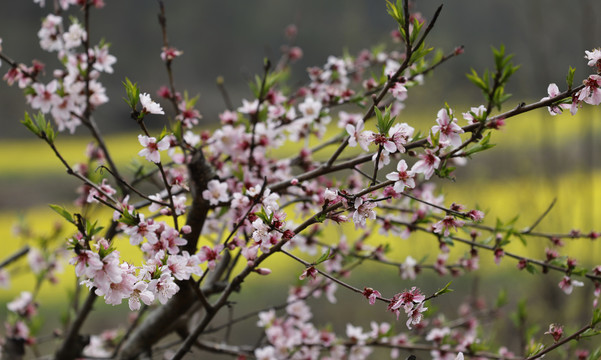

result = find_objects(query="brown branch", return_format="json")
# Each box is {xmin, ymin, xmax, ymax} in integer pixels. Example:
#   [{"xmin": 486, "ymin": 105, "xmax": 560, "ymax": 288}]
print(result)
[{"xmin": 0, "ymin": 246, "xmax": 29, "ymax": 269}]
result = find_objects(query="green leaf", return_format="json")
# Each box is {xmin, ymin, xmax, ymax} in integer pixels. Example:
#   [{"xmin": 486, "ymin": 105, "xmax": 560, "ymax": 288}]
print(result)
[
  {"xmin": 495, "ymin": 288, "xmax": 508, "ymax": 308},
  {"xmin": 86, "ymin": 220, "xmax": 104, "ymax": 238},
  {"xmin": 315, "ymin": 249, "xmax": 332, "ymax": 265},
  {"xmin": 587, "ymin": 347, "xmax": 601, "ymax": 360},
  {"xmin": 122, "ymin": 77, "xmax": 140, "ymax": 109},
  {"xmin": 386, "ymin": 0, "xmax": 404, "ymax": 25},
  {"xmin": 526, "ymin": 342, "xmax": 545, "ymax": 358},
  {"xmin": 315, "ymin": 212, "xmax": 327, "ymax": 223},
  {"xmin": 525, "ymin": 263, "xmax": 538, "ymax": 274},
  {"xmin": 49, "ymin": 204, "xmax": 75, "ymax": 224},
  {"xmin": 592, "ymin": 307, "xmax": 601, "ymax": 327},
  {"xmin": 33, "ymin": 112, "xmax": 47, "ymax": 134},
  {"xmin": 158, "ymin": 126, "xmax": 169, "ymax": 141},
  {"xmin": 463, "ymin": 131, "xmax": 496, "ymax": 157},
  {"xmin": 434, "ymin": 281, "xmax": 453, "ymax": 297},
  {"xmin": 511, "ymin": 299, "xmax": 527, "ymax": 327},
  {"xmin": 567, "ymin": 66, "xmax": 576, "ymax": 90},
  {"xmin": 21, "ymin": 112, "xmax": 41, "ymax": 137},
  {"xmin": 172, "ymin": 121, "xmax": 183, "ymax": 142},
  {"xmin": 375, "ymin": 105, "xmax": 394, "ymax": 134},
  {"xmin": 581, "ymin": 328, "xmax": 601, "ymax": 338},
  {"xmin": 466, "ymin": 69, "xmax": 488, "ymax": 92},
  {"xmin": 119, "ymin": 210, "xmax": 138, "ymax": 227}
]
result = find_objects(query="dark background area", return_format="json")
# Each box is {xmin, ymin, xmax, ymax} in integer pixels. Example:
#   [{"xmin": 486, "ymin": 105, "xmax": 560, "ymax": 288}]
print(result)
[{"xmin": 1, "ymin": 0, "xmax": 600, "ymax": 139}]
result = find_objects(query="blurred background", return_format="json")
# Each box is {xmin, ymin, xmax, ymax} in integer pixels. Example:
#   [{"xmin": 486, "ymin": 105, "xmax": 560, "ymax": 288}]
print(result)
[{"xmin": 1, "ymin": 1, "xmax": 601, "ymax": 358}]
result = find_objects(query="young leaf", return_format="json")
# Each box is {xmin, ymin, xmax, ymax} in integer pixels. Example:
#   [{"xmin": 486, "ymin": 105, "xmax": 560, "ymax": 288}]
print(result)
[
  {"xmin": 21, "ymin": 112, "xmax": 41, "ymax": 137},
  {"xmin": 566, "ymin": 66, "xmax": 576, "ymax": 90},
  {"xmin": 434, "ymin": 281, "xmax": 453, "ymax": 297},
  {"xmin": 49, "ymin": 204, "xmax": 75, "ymax": 224},
  {"xmin": 315, "ymin": 248, "xmax": 332, "ymax": 265},
  {"xmin": 592, "ymin": 307, "xmax": 601, "ymax": 327}
]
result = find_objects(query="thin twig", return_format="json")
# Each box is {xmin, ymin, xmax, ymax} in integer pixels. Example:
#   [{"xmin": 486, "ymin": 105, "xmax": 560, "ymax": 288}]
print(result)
[
  {"xmin": 0, "ymin": 246, "xmax": 30, "ymax": 269},
  {"xmin": 523, "ymin": 198, "xmax": 556, "ymax": 234}
]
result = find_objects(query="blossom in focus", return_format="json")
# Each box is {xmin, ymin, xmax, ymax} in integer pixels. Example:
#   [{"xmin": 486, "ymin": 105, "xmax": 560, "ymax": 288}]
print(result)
[
  {"xmin": 541, "ymin": 83, "xmax": 569, "ymax": 115},
  {"xmin": 462, "ymin": 105, "xmax": 487, "ymax": 125},
  {"xmin": 139, "ymin": 93, "xmax": 165, "ymax": 115},
  {"xmin": 138, "ymin": 135, "xmax": 170, "ymax": 163},
  {"xmin": 431, "ymin": 108, "xmax": 464, "ymax": 148},
  {"xmin": 412, "ymin": 149, "xmax": 441, "ymax": 180},
  {"xmin": 362, "ymin": 287, "xmax": 381, "ymax": 305},
  {"xmin": 352, "ymin": 197, "xmax": 377, "ymax": 229},
  {"xmin": 578, "ymin": 75, "xmax": 601, "ymax": 105},
  {"xmin": 386, "ymin": 159, "xmax": 415, "ymax": 192}
]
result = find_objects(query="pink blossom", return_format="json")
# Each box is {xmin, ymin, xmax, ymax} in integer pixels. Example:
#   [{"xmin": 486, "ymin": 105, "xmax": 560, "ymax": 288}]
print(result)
[
  {"xmin": 467, "ymin": 209, "xmax": 485, "ymax": 221},
  {"xmin": 388, "ymin": 122, "xmax": 414, "ymax": 153},
  {"xmin": 578, "ymin": 75, "xmax": 601, "ymax": 105},
  {"xmin": 237, "ymin": 99, "xmax": 259, "ymax": 114},
  {"xmin": 298, "ymin": 97, "xmax": 322, "ymax": 120},
  {"xmin": 29, "ymin": 80, "xmax": 60, "ymax": 113},
  {"xmin": 558, "ymin": 275, "xmax": 584, "ymax": 295},
  {"xmin": 390, "ymin": 81, "xmax": 408, "ymax": 101},
  {"xmin": 462, "ymin": 105, "xmax": 487, "ymax": 125},
  {"xmin": 406, "ymin": 301, "xmax": 428, "ymax": 329},
  {"xmin": 91, "ymin": 251, "xmax": 123, "ymax": 293},
  {"xmin": 434, "ymin": 254, "xmax": 449, "ymax": 276},
  {"xmin": 352, "ymin": 197, "xmax": 377, "ymax": 229},
  {"xmin": 433, "ymin": 215, "xmax": 465, "ymax": 237},
  {"xmin": 386, "ymin": 159, "xmax": 415, "ymax": 192},
  {"xmin": 158, "ymin": 225, "xmax": 187, "ymax": 254},
  {"xmin": 400, "ymin": 256, "xmax": 419, "ymax": 280},
  {"xmin": 86, "ymin": 178, "xmax": 117, "ymax": 204},
  {"xmin": 151, "ymin": 273, "xmax": 179, "ymax": 304},
  {"xmin": 63, "ymin": 22, "xmax": 86, "ymax": 49},
  {"xmin": 7, "ymin": 292, "xmax": 36, "ymax": 318},
  {"xmin": 494, "ymin": 248, "xmax": 505, "ymax": 265},
  {"xmin": 139, "ymin": 92, "xmax": 165, "ymax": 115},
  {"xmin": 288, "ymin": 46, "xmax": 303, "ymax": 62},
  {"xmin": 357, "ymin": 130, "xmax": 376, "ymax": 152},
  {"xmin": 176, "ymin": 102, "xmax": 201, "ymax": 128},
  {"xmin": 219, "ymin": 109, "xmax": 238, "ymax": 124},
  {"xmin": 70, "ymin": 249, "xmax": 103, "ymax": 278},
  {"xmin": 412, "ymin": 149, "xmax": 440, "ymax": 180},
  {"xmin": 99, "ymin": 266, "xmax": 136, "ymax": 306},
  {"xmin": 362, "ymin": 287, "xmax": 381, "ymax": 305},
  {"xmin": 346, "ymin": 324, "xmax": 369, "ymax": 344},
  {"xmin": 299, "ymin": 266, "xmax": 318, "ymax": 280},
  {"xmin": 338, "ymin": 111, "xmax": 362, "ymax": 128},
  {"xmin": 585, "ymin": 48, "xmax": 601, "ymax": 72},
  {"xmin": 138, "ymin": 135, "xmax": 170, "ymax": 163},
  {"xmin": 198, "ymin": 244, "xmax": 224, "ymax": 270},
  {"xmin": 92, "ymin": 44, "xmax": 117, "ymax": 73},
  {"xmin": 128, "ymin": 281, "xmax": 154, "ymax": 311},
  {"xmin": 389, "ymin": 287, "xmax": 426, "ymax": 312},
  {"xmin": 541, "ymin": 83, "xmax": 570, "ymax": 115},
  {"xmin": 160, "ymin": 46, "xmax": 183, "ymax": 62},
  {"xmin": 544, "ymin": 323, "xmax": 563, "ymax": 343},
  {"xmin": 431, "ymin": 108, "xmax": 464, "ymax": 148},
  {"xmin": 346, "ymin": 119, "xmax": 364, "ymax": 147}
]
